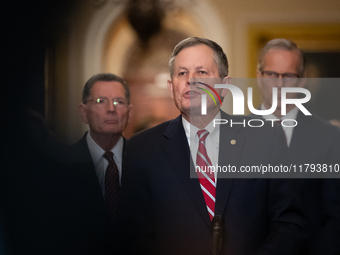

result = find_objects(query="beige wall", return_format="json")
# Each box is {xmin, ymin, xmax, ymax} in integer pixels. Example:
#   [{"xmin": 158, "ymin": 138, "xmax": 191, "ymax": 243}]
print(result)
[{"xmin": 48, "ymin": 0, "xmax": 340, "ymax": 143}]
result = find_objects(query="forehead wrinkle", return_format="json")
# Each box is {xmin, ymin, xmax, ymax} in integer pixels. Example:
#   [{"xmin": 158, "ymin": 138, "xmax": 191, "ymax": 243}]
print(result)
[
  {"xmin": 178, "ymin": 66, "xmax": 189, "ymax": 70},
  {"xmin": 177, "ymin": 65, "xmax": 207, "ymax": 71}
]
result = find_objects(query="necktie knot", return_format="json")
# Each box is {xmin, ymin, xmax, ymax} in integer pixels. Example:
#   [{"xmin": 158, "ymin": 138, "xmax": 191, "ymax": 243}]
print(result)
[
  {"xmin": 103, "ymin": 151, "xmax": 114, "ymax": 163},
  {"xmin": 197, "ymin": 129, "xmax": 209, "ymax": 142}
]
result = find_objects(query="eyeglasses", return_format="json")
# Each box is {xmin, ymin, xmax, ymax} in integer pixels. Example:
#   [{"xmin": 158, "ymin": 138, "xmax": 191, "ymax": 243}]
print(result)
[
  {"xmin": 261, "ymin": 70, "xmax": 299, "ymax": 79},
  {"xmin": 84, "ymin": 97, "xmax": 129, "ymax": 108}
]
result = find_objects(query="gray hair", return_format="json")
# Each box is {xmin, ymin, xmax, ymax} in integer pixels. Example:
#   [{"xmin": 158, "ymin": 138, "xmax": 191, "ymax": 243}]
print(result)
[
  {"xmin": 82, "ymin": 73, "xmax": 130, "ymax": 104},
  {"xmin": 169, "ymin": 37, "xmax": 229, "ymax": 78},
  {"xmin": 257, "ymin": 38, "xmax": 305, "ymax": 76}
]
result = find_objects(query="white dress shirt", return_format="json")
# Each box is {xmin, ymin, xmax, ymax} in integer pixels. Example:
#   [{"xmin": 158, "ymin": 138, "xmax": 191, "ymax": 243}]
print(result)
[
  {"xmin": 260, "ymin": 104, "xmax": 299, "ymax": 147},
  {"xmin": 86, "ymin": 132, "xmax": 123, "ymax": 196},
  {"xmin": 182, "ymin": 112, "xmax": 221, "ymax": 178}
]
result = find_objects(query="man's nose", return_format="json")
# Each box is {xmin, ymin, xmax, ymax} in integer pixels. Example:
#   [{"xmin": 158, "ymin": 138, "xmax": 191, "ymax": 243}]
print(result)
[
  {"xmin": 107, "ymin": 100, "xmax": 116, "ymax": 112},
  {"xmin": 187, "ymin": 72, "xmax": 197, "ymax": 86},
  {"xmin": 275, "ymin": 76, "xmax": 284, "ymax": 88}
]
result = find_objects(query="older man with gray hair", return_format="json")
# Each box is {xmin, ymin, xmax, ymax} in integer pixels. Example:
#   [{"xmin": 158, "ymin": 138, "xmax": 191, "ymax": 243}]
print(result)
[
  {"xmin": 116, "ymin": 37, "xmax": 307, "ymax": 255},
  {"xmin": 256, "ymin": 38, "xmax": 340, "ymax": 255}
]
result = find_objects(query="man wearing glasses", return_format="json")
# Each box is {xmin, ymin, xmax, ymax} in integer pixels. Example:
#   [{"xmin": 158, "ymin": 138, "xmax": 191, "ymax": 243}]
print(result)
[
  {"xmin": 76, "ymin": 73, "xmax": 132, "ymax": 219},
  {"xmin": 257, "ymin": 38, "xmax": 305, "ymax": 144},
  {"xmin": 256, "ymin": 39, "xmax": 340, "ymax": 254},
  {"xmin": 67, "ymin": 73, "xmax": 133, "ymax": 254}
]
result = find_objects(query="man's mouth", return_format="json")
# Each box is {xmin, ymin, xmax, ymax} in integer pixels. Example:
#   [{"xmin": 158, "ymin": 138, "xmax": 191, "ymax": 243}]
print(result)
[
  {"xmin": 105, "ymin": 120, "xmax": 118, "ymax": 123},
  {"xmin": 186, "ymin": 91, "xmax": 199, "ymax": 95},
  {"xmin": 183, "ymin": 90, "xmax": 200, "ymax": 98}
]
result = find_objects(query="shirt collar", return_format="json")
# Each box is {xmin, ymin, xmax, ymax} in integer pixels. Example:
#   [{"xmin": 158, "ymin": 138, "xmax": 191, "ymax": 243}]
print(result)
[
  {"xmin": 86, "ymin": 132, "xmax": 124, "ymax": 165},
  {"xmin": 182, "ymin": 111, "xmax": 221, "ymax": 146},
  {"xmin": 281, "ymin": 106, "xmax": 299, "ymax": 120},
  {"xmin": 111, "ymin": 136, "xmax": 124, "ymax": 164}
]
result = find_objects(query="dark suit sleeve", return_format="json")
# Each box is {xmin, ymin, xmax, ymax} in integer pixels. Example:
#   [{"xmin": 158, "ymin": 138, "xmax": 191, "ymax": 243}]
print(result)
[
  {"xmin": 309, "ymin": 179, "xmax": 340, "ymax": 255},
  {"xmin": 114, "ymin": 137, "xmax": 156, "ymax": 255},
  {"xmin": 256, "ymin": 125, "xmax": 308, "ymax": 255},
  {"xmin": 254, "ymin": 179, "xmax": 307, "ymax": 255},
  {"xmin": 311, "ymin": 130, "xmax": 340, "ymax": 255}
]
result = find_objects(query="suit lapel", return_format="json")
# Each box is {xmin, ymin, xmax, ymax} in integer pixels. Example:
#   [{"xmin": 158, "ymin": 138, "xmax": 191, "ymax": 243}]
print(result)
[
  {"xmin": 161, "ymin": 116, "xmax": 212, "ymax": 228},
  {"xmin": 121, "ymin": 137, "xmax": 126, "ymax": 173},
  {"xmin": 74, "ymin": 133, "xmax": 105, "ymax": 203},
  {"xmin": 161, "ymin": 113, "xmax": 247, "ymax": 225},
  {"xmin": 215, "ymin": 112, "xmax": 246, "ymax": 216}
]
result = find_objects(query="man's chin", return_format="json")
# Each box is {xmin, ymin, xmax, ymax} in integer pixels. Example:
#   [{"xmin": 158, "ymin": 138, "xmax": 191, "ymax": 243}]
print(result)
[
  {"xmin": 100, "ymin": 129, "xmax": 121, "ymax": 136},
  {"xmin": 187, "ymin": 105, "xmax": 203, "ymax": 117}
]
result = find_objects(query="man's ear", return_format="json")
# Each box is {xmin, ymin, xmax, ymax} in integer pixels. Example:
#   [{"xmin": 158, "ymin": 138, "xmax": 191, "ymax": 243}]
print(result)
[
  {"xmin": 221, "ymin": 76, "xmax": 231, "ymax": 98},
  {"xmin": 79, "ymin": 103, "xmax": 89, "ymax": 124},
  {"xmin": 256, "ymin": 70, "xmax": 264, "ymax": 89},
  {"xmin": 127, "ymin": 104, "xmax": 134, "ymax": 124},
  {"xmin": 222, "ymin": 76, "xmax": 232, "ymax": 84},
  {"xmin": 167, "ymin": 79, "xmax": 174, "ymax": 100}
]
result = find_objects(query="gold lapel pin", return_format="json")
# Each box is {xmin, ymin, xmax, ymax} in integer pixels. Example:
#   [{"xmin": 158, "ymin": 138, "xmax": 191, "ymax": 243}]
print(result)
[{"xmin": 231, "ymin": 140, "xmax": 236, "ymax": 145}]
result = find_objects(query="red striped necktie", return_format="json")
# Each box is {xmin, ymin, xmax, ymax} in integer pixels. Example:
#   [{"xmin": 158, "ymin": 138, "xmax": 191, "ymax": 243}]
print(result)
[{"xmin": 196, "ymin": 129, "xmax": 216, "ymax": 220}]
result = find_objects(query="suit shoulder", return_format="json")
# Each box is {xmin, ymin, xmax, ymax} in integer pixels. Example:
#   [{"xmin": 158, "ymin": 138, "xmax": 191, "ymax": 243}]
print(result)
[
  {"xmin": 302, "ymin": 114, "xmax": 340, "ymax": 137},
  {"xmin": 68, "ymin": 133, "xmax": 92, "ymax": 163},
  {"xmin": 127, "ymin": 120, "xmax": 172, "ymax": 143},
  {"xmin": 310, "ymin": 114, "xmax": 340, "ymax": 129}
]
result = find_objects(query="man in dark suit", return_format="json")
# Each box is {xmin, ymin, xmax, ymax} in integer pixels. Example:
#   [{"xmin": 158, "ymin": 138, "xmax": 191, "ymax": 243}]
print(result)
[
  {"xmin": 69, "ymin": 73, "xmax": 133, "ymax": 253},
  {"xmin": 116, "ymin": 37, "xmax": 307, "ymax": 255},
  {"xmin": 75, "ymin": 72, "xmax": 132, "ymax": 213},
  {"xmin": 256, "ymin": 38, "xmax": 340, "ymax": 254}
]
